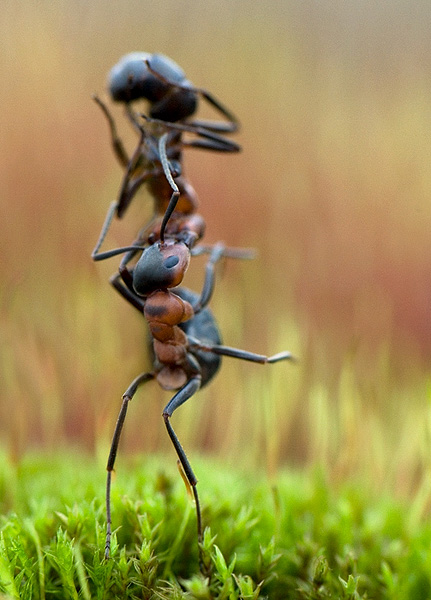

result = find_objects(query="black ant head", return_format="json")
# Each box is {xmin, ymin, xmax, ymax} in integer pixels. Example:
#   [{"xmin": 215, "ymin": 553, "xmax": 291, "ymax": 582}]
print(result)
[
  {"xmin": 108, "ymin": 52, "xmax": 197, "ymax": 122},
  {"xmin": 133, "ymin": 241, "xmax": 190, "ymax": 296},
  {"xmin": 109, "ymin": 52, "xmax": 162, "ymax": 103}
]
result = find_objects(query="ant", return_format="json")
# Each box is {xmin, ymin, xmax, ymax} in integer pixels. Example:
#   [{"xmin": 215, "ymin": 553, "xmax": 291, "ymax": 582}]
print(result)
[
  {"xmin": 92, "ymin": 53, "xmax": 241, "ymax": 254},
  {"xmin": 103, "ymin": 240, "xmax": 294, "ymax": 572}
]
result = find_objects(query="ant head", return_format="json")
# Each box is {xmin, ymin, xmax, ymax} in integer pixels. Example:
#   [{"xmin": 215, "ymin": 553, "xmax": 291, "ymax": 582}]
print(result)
[
  {"xmin": 133, "ymin": 241, "xmax": 190, "ymax": 296},
  {"xmin": 109, "ymin": 52, "xmax": 163, "ymax": 103},
  {"xmin": 108, "ymin": 52, "xmax": 197, "ymax": 121}
]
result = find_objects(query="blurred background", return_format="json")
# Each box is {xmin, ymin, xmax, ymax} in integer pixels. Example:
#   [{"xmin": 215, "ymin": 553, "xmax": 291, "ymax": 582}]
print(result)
[{"xmin": 1, "ymin": 0, "xmax": 430, "ymax": 497}]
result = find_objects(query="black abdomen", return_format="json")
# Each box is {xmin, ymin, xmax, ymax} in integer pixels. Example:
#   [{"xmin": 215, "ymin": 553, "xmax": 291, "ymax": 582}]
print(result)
[{"xmin": 176, "ymin": 287, "xmax": 222, "ymax": 387}]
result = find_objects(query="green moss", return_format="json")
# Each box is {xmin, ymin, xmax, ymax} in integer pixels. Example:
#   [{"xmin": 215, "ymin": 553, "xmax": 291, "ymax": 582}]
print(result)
[{"xmin": 0, "ymin": 451, "xmax": 431, "ymax": 599}]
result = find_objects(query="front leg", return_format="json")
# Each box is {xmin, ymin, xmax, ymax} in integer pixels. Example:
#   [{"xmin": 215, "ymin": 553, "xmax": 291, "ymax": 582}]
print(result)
[
  {"xmin": 110, "ymin": 271, "xmax": 145, "ymax": 313},
  {"xmin": 145, "ymin": 58, "xmax": 240, "ymax": 134},
  {"xmin": 105, "ymin": 371, "xmax": 155, "ymax": 558},
  {"xmin": 192, "ymin": 243, "xmax": 256, "ymax": 314},
  {"xmin": 161, "ymin": 376, "xmax": 211, "ymax": 574},
  {"xmin": 187, "ymin": 338, "xmax": 295, "ymax": 364},
  {"xmin": 93, "ymin": 94, "xmax": 130, "ymax": 167},
  {"xmin": 156, "ymin": 133, "xmax": 181, "ymax": 242}
]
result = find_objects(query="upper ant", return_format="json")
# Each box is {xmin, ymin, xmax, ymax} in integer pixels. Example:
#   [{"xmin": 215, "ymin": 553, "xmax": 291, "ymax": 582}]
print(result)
[
  {"xmin": 103, "ymin": 240, "xmax": 295, "ymax": 572},
  {"xmin": 92, "ymin": 53, "xmax": 241, "ymax": 253}
]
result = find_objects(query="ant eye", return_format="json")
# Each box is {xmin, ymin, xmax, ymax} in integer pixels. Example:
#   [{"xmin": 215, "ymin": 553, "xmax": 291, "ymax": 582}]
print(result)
[{"xmin": 164, "ymin": 255, "xmax": 180, "ymax": 268}]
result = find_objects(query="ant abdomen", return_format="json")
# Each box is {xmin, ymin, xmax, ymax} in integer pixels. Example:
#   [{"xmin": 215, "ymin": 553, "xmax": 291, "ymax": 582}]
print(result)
[{"xmin": 176, "ymin": 288, "xmax": 222, "ymax": 387}]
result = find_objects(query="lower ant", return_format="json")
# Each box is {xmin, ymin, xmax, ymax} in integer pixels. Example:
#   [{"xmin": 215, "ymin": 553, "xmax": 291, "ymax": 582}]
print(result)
[{"xmin": 102, "ymin": 240, "xmax": 295, "ymax": 573}]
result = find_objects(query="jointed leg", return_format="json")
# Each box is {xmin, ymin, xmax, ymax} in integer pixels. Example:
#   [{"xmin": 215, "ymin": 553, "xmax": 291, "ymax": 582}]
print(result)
[
  {"xmin": 141, "ymin": 113, "xmax": 241, "ymax": 153},
  {"xmin": 192, "ymin": 243, "xmax": 226, "ymax": 313},
  {"xmin": 116, "ymin": 130, "xmax": 152, "ymax": 219},
  {"xmin": 93, "ymin": 95, "xmax": 130, "ymax": 167},
  {"xmin": 161, "ymin": 377, "xmax": 207, "ymax": 567},
  {"xmin": 191, "ymin": 243, "xmax": 255, "ymax": 314},
  {"xmin": 92, "ymin": 201, "xmax": 118, "ymax": 259},
  {"xmin": 157, "ymin": 133, "xmax": 180, "ymax": 242},
  {"xmin": 90, "ymin": 127, "xmax": 150, "ymax": 257},
  {"xmin": 92, "ymin": 216, "xmax": 152, "ymax": 264},
  {"xmin": 187, "ymin": 339, "xmax": 295, "ymax": 364},
  {"xmin": 110, "ymin": 272, "xmax": 145, "ymax": 313},
  {"xmin": 145, "ymin": 59, "xmax": 240, "ymax": 134},
  {"xmin": 105, "ymin": 372, "xmax": 155, "ymax": 558}
]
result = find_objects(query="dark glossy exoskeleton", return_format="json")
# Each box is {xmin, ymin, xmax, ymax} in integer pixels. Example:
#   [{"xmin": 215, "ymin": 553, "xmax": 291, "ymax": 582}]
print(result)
[
  {"xmin": 108, "ymin": 52, "xmax": 240, "ymax": 132},
  {"xmin": 109, "ymin": 52, "xmax": 198, "ymax": 122},
  {"xmin": 103, "ymin": 241, "xmax": 294, "ymax": 571},
  {"xmin": 92, "ymin": 52, "xmax": 241, "ymax": 255}
]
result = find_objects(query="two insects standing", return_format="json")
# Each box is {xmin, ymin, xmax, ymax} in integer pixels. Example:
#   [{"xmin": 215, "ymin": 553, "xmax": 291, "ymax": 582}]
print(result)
[{"xmin": 92, "ymin": 52, "xmax": 294, "ymax": 572}]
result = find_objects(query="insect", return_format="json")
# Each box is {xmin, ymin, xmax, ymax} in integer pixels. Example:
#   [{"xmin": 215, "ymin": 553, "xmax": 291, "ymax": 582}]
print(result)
[
  {"xmin": 92, "ymin": 53, "xmax": 241, "ymax": 255},
  {"xmin": 103, "ymin": 241, "xmax": 294, "ymax": 569}
]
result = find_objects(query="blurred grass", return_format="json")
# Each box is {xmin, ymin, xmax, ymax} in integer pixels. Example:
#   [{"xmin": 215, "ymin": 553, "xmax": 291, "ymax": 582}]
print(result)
[{"xmin": 0, "ymin": 0, "xmax": 430, "ymax": 502}]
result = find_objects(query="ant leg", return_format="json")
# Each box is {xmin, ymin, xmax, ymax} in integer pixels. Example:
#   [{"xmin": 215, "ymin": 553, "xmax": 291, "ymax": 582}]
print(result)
[
  {"xmin": 124, "ymin": 103, "xmax": 145, "ymax": 134},
  {"xmin": 157, "ymin": 133, "xmax": 180, "ymax": 242},
  {"xmin": 145, "ymin": 59, "xmax": 239, "ymax": 132},
  {"xmin": 162, "ymin": 377, "xmax": 207, "ymax": 563},
  {"xmin": 116, "ymin": 130, "xmax": 153, "ymax": 219},
  {"xmin": 91, "ymin": 130, "xmax": 152, "ymax": 257},
  {"xmin": 192, "ymin": 243, "xmax": 226, "ymax": 313},
  {"xmin": 182, "ymin": 136, "xmax": 241, "ymax": 153},
  {"xmin": 105, "ymin": 371, "xmax": 155, "ymax": 558},
  {"xmin": 117, "ymin": 245, "xmax": 141, "ymax": 290},
  {"xmin": 91, "ymin": 207, "xmax": 147, "ymax": 261},
  {"xmin": 92, "ymin": 243, "xmax": 146, "ymax": 263},
  {"xmin": 110, "ymin": 272, "xmax": 145, "ymax": 313},
  {"xmin": 187, "ymin": 340, "xmax": 296, "ymax": 365},
  {"xmin": 147, "ymin": 117, "xmax": 241, "ymax": 151},
  {"xmin": 140, "ymin": 114, "xmax": 241, "ymax": 153},
  {"xmin": 192, "ymin": 244, "xmax": 256, "ymax": 260},
  {"xmin": 93, "ymin": 213, "xmax": 153, "ymax": 268},
  {"xmin": 93, "ymin": 95, "xmax": 130, "ymax": 167},
  {"xmin": 192, "ymin": 244, "xmax": 256, "ymax": 314},
  {"xmin": 91, "ymin": 197, "xmax": 149, "ymax": 261},
  {"xmin": 192, "ymin": 89, "xmax": 239, "ymax": 133},
  {"xmin": 186, "ymin": 118, "xmax": 239, "ymax": 134},
  {"xmin": 92, "ymin": 201, "xmax": 118, "ymax": 259}
]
